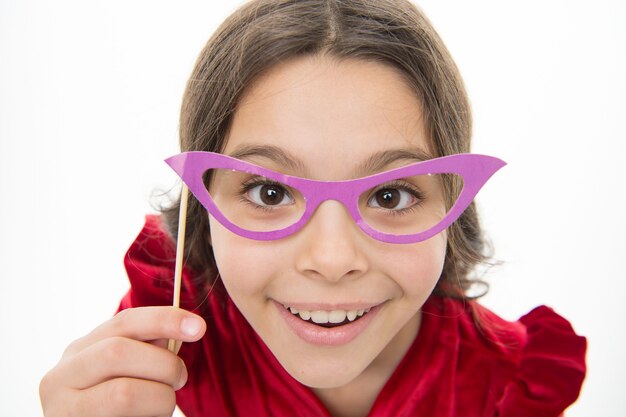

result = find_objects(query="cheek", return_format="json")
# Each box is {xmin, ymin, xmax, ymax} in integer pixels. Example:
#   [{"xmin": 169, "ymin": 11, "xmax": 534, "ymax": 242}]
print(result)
[
  {"xmin": 376, "ymin": 233, "xmax": 447, "ymax": 297},
  {"xmin": 209, "ymin": 217, "xmax": 286, "ymax": 301}
]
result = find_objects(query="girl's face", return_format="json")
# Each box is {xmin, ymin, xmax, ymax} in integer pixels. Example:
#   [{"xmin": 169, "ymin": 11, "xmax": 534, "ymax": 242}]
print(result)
[{"xmin": 210, "ymin": 55, "xmax": 446, "ymax": 388}]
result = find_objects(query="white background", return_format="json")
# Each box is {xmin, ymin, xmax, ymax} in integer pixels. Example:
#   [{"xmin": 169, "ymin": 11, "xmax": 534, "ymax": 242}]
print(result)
[{"xmin": 1, "ymin": 1, "xmax": 624, "ymax": 416}]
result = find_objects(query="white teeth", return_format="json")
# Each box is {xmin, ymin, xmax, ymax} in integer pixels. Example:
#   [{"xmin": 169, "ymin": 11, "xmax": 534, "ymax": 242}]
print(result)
[
  {"xmin": 285, "ymin": 306, "xmax": 371, "ymax": 324},
  {"xmin": 310, "ymin": 310, "xmax": 329, "ymax": 324},
  {"xmin": 328, "ymin": 310, "xmax": 347, "ymax": 323}
]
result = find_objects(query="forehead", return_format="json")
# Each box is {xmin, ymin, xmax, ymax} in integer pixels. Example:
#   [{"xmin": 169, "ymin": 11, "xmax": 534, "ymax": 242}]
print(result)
[{"xmin": 224, "ymin": 55, "xmax": 431, "ymax": 180}]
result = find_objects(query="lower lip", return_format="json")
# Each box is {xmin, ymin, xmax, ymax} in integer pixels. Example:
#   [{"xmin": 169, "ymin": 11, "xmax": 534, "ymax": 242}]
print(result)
[{"xmin": 274, "ymin": 301, "xmax": 381, "ymax": 346}]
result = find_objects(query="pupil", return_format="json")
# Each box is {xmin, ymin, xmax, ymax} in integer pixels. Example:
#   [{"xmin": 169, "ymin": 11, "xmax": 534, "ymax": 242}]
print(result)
[
  {"xmin": 376, "ymin": 189, "xmax": 399, "ymax": 209},
  {"xmin": 261, "ymin": 185, "xmax": 284, "ymax": 205}
]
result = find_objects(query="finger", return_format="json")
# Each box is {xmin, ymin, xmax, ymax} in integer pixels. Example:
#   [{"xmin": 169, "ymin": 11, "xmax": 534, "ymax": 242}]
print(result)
[
  {"xmin": 152, "ymin": 338, "xmax": 169, "ymax": 350},
  {"xmin": 150, "ymin": 338, "xmax": 184, "ymax": 355},
  {"xmin": 74, "ymin": 377, "xmax": 177, "ymax": 417},
  {"xmin": 65, "ymin": 306, "xmax": 205, "ymax": 356},
  {"xmin": 55, "ymin": 336, "xmax": 188, "ymax": 391}
]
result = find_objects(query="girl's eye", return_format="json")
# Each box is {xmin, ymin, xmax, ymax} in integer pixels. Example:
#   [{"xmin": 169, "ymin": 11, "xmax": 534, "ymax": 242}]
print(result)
[
  {"xmin": 368, "ymin": 187, "xmax": 419, "ymax": 210},
  {"xmin": 245, "ymin": 182, "xmax": 294, "ymax": 207}
]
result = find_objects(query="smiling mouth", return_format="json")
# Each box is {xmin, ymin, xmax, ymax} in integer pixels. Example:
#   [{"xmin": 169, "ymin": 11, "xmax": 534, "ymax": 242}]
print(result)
[{"xmin": 282, "ymin": 305, "xmax": 372, "ymax": 328}]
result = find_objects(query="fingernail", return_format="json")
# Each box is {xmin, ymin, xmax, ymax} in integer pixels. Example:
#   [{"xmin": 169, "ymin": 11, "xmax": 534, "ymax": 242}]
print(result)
[{"xmin": 181, "ymin": 317, "xmax": 202, "ymax": 337}]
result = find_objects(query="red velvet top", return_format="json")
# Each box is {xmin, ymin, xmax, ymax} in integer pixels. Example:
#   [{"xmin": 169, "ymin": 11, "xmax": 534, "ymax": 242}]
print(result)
[{"xmin": 118, "ymin": 215, "xmax": 587, "ymax": 417}]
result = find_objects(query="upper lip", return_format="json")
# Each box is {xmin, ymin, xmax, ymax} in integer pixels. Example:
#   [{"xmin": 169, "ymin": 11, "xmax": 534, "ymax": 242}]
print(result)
[{"xmin": 274, "ymin": 300, "xmax": 386, "ymax": 311}]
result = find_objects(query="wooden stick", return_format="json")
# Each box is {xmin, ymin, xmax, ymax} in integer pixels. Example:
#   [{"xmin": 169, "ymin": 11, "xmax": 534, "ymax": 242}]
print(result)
[{"xmin": 168, "ymin": 184, "xmax": 189, "ymax": 354}]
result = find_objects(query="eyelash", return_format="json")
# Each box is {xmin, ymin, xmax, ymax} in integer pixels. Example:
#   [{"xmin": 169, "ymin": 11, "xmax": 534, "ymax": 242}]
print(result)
[
  {"xmin": 238, "ymin": 177, "xmax": 292, "ymax": 212},
  {"xmin": 368, "ymin": 180, "xmax": 425, "ymax": 215}
]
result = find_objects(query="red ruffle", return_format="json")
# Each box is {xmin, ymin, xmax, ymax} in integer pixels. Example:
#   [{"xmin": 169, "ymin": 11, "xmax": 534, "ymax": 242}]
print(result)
[{"xmin": 495, "ymin": 306, "xmax": 587, "ymax": 417}]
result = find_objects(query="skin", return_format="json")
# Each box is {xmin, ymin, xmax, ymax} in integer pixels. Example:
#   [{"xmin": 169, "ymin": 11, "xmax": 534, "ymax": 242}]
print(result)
[
  {"xmin": 39, "ymin": 55, "xmax": 447, "ymax": 417},
  {"xmin": 39, "ymin": 306, "xmax": 206, "ymax": 417},
  {"xmin": 211, "ymin": 55, "xmax": 447, "ymax": 417}
]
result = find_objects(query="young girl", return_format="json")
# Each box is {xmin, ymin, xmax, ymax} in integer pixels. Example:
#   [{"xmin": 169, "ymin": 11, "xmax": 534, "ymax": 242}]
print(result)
[{"xmin": 39, "ymin": 1, "xmax": 586, "ymax": 416}]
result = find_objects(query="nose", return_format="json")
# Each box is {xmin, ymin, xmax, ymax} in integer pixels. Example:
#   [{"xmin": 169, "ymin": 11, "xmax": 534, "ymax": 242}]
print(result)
[{"xmin": 294, "ymin": 200, "xmax": 368, "ymax": 283}]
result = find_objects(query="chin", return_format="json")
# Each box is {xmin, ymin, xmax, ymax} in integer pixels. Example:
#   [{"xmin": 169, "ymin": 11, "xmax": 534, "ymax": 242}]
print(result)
[{"xmin": 283, "ymin": 359, "xmax": 364, "ymax": 389}]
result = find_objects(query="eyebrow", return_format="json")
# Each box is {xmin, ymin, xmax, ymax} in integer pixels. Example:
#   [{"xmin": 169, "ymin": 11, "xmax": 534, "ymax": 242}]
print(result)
[
  {"xmin": 355, "ymin": 148, "xmax": 434, "ymax": 176},
  {"xmin": 228, "ymin": 145, "xmax": 309, "ymax": 175},
  {"xmin": 227, "ymin": 144, "xmax": 434, "ymax": 177}
]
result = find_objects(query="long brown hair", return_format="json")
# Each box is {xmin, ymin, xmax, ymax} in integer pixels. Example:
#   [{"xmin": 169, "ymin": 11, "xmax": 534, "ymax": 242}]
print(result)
[{"xmin": 162, "ymin": 0, "xmax": 492, "ymax": 300}]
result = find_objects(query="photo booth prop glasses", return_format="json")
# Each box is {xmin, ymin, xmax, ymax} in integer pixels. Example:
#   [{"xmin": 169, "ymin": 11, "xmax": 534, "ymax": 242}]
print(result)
[{"xmin": 165, "ymin": 152, "xmax": 505, "ymax": 244}]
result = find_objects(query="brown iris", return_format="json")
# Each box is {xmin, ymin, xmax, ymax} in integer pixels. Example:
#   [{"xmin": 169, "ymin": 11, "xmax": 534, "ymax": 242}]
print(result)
[
  {"xmin": 260, "ymin": 184, "xmax": 285, "ymax": 205},
  {"xmin": 375, "ymin": 189, "xmax": 400, "ymax": 209}
]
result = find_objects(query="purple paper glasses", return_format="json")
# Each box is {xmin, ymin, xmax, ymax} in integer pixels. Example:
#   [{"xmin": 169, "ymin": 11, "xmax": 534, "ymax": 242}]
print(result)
[{"xmin": 166, "ymin": 152, "xmax": 505, "ymax": 244}]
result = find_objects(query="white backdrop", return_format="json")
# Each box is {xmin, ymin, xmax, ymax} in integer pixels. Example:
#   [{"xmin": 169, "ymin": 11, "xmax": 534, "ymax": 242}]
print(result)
[{"xmin": 1, "ymin": 1, "xmax": 624, "ymax": 416}]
